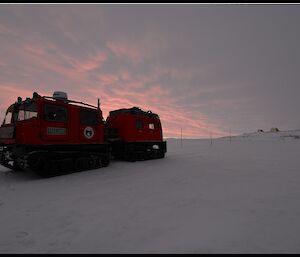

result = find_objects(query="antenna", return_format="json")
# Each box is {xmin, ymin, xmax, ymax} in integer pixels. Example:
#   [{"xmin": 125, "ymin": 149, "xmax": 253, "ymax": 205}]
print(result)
[
  {"xmin": 180, "ymin": 128, "xmax": 183, "ymax": 148},
  {"xmin": 97, "ymin": 98, "xmax": 100, "ymax": 110}
]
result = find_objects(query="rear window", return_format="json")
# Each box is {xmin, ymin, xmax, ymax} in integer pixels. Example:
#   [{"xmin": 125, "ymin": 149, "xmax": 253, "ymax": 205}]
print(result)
[
  {"xmin": 44, "ymin": 104, "xmax": 68, "ymax": 122},
  {"xmin": 136, "ymin": 120, "xmax": 144, "ymax": 130},
  {"xmin": 80, "ymin": 110, "xmax": 98, "ymax": 125}
]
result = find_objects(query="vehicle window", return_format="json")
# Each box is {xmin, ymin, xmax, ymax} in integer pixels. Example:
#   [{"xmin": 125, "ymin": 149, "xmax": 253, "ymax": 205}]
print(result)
[
  {"xmin": 3, "ymin": 112, "xmax": 12, "ymax": 125},
  {"xmin": 17, "ymin": 102, "xmax": 38, "ymax": 121},
  {"xmin": 80, "ymin": 110, "xmax": 98, "ymax": 125},
  {"xmin": 149, "ymin": 123, "xmax": 155, "ymax": 130},
  {"xmin": 136, "ymin": 120, "xmax": 144, "ymax": 130},
  {"xmin": 44, "ymin": 104, "xmax": 67, "ymax": 122}
]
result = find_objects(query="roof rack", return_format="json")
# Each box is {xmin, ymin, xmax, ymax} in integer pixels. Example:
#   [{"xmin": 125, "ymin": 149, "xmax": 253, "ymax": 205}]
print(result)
[
  {"xmin": 109, "ymin": 107, "xmax": 159, "ymax": 118},
  {"xmin": 42, "ymin": 96, "xmax": 98, "ymax": 109}
]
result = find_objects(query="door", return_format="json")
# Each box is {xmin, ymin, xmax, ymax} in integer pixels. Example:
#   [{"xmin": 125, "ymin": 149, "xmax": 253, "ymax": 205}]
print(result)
[{"xmin": 41, "ymin": 103, "xmax": 69, "ymax": 142}]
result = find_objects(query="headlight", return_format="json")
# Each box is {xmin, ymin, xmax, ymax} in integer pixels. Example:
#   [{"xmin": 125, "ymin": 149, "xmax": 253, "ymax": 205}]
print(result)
[{"xmin": 153, "ymin": 144, "xmax": 159, "ymax": 150}]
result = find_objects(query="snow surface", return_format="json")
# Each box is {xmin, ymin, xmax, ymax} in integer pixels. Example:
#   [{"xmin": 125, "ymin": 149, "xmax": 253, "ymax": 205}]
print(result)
[{"xmin": 1, "ymin": 130, "xmax": 300, "ymax": 253}]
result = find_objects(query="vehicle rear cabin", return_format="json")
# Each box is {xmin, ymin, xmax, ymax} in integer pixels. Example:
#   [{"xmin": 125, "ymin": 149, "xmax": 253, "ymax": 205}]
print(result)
[{"xmin": 106, "ymin": 107, "xmax": 167, "ymax": 161}]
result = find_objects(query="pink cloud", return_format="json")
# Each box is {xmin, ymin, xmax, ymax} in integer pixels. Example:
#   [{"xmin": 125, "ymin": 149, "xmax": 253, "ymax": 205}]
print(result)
[
  {"xmin": 0, "ymin": 30, "xmax": 226, "ymax": 138},
  {"xmin": 119, "ymin": 70, "xmax": 131, "ymax": 81},
  {"xmin": 80, "ymin": 78, "xmax": 226, "ymax": 138},
  {"xmin": 0, "ymin": 24, "xmax": 18, "ymax": 37},
  {"xmin": 98, "ymin": 74, "xmax": 120, "ymax": 86},
  {"xmin": 106, "ymin": 41, "xmax": 144, "ymax": 64},
  {"xmin": 73, "ymin": 52, "xmax": 107, "ymax": 73},
  {"xmin": 22, "ymin": 45, "xmax": 85, "ymax": 82},
  {"xmin": 21, "ymin": 43, "xmax": 108, "ymax": 85}
]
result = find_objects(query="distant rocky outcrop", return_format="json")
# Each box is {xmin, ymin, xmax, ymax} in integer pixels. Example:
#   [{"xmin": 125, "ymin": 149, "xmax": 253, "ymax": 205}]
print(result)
[{"xmin": 270, "ymin": 127, "xmax": 279, "ymax": 132}]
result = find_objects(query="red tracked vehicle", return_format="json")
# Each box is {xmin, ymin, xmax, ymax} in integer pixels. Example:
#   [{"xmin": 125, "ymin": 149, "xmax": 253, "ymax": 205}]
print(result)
[
  {"xmin": 0, "ymin": 91, "xmax": 110, "ymax": 177},
  {"xmin": 106, "ymin": 107, "xmax": 167, "ymax": 161}
]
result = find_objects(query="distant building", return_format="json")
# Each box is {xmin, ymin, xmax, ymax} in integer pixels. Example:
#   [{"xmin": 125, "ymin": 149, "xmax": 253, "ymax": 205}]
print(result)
[
  {"xmin": 257, "ymin": 129, "xmax": 264, "ymax": 132},
  {"xmin": 270, "ymin": 127, "xmax": 279, "ymax": 132}
]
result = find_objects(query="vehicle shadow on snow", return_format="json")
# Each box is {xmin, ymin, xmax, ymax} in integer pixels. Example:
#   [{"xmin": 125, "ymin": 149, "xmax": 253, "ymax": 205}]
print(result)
[
  {"xmin": 0, "ymin": 162, "xmax": 113, "ymax": 181},
  {"xmin": 0, "ymin": 167, "xmax": 101, "ymax": 181},
  {"xmin": 0, "ymin": 167, "xmax": 41, "ymax": 181},
  {"xmin": 0, "ymin": 156, "xmax": 170, "ymax": 182}
]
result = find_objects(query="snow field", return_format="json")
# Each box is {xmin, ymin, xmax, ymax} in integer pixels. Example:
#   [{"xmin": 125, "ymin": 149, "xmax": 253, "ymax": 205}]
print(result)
[{"xmin": 1, "ymin": 132, "xmax": 300, "ymax": 253}]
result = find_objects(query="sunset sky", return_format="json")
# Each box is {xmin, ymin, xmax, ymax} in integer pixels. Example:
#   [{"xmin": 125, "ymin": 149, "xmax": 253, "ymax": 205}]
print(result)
[{"xmin": 1, "ymin": 4, "xmax": 300, "ymax": 138}]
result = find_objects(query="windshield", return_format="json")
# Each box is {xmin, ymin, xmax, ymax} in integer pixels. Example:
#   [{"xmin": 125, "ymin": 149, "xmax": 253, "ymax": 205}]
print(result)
[
  {"xmin": 17, "ymin": 102, "xmax": 38, "ymax": 121},
  {"xmin": 2, "ymin": 104, "xmax": 14, "ymax": 125},
  {"xmin": 2, "ymin": 101, "xmax": 38, "ymax": 125}
]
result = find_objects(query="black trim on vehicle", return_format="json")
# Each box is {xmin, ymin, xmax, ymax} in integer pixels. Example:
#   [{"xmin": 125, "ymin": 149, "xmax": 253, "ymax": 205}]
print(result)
[
  {"xmin": 109, "ymin": 107, "xmax": 159, "ymax": 119},
  {"xmin": 110, "ymin": 140, "xmax": 167, "ymax": 161}
]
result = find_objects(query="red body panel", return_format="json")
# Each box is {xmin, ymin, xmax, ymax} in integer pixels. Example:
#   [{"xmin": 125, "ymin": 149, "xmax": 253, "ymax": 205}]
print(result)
[
  {"xmin": 0, "ymin": 97, "xmax": 105, "ymax": 146},
  {"xmin": 15, "ymin": 118, "xmax": 41, "ymax": 144},
  {"xmin": 106, "ymin": 110, "xmax": 163, "ymax": 142},
  {"xmin": 38, "ymin": 99, "xmax": 105, "ymax": 145}
]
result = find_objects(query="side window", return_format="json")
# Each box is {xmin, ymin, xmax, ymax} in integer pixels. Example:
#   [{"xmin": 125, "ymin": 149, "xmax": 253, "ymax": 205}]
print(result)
[
  {"xmin": 149, "ymin": 123, "xmax": 155, "ymax": 130},
  {"xmin": 136, "ymin": 120, "xmax": 144, "ymax": 130},
  {"xmin": 44, "ymin": 104, "xmax": 67, "ymax": 122},
  {"xmin": 80, "ymin": 110, "xmax": 98, "ymax": 125},
  {"xmin": 3, "ymin": 112, "xmax": 12, "ymax": 125}
]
